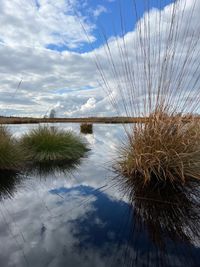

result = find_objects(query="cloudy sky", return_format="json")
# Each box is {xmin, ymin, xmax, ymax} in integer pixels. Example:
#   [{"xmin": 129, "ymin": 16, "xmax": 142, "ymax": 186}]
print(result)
[{"xmin": 1, "ymin": 0, "xmax": 199, "ymax": 117}]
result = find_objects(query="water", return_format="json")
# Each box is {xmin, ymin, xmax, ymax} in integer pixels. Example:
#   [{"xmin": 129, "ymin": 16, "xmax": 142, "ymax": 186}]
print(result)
[{"xmin": 0, "ymin": 123, "xmax": 199, "ymax": 267}]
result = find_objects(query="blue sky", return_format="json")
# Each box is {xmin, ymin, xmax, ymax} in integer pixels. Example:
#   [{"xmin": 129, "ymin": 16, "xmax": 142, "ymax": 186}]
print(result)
[{"xmin": 47, "ymin": 0, "xmax": 175, "ymax": 53}]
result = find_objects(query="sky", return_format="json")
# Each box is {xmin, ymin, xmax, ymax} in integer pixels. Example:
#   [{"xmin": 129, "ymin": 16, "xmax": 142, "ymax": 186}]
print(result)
[{"xmin": 0, "ymin": 0, "xmax": 199, "ymax": 118}]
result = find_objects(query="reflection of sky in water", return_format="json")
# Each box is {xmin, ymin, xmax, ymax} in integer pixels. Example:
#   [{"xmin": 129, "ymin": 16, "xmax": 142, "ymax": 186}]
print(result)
[{"xmin": 0, "ymin": 124, "xmax": 200, "ymax": 267}]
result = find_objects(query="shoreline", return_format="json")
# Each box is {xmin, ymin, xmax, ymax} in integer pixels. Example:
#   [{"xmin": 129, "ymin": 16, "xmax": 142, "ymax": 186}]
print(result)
[
  {"xmin": 0, "ymin": 117, "xmax": 145, "ymax": 124},
  {"xmin": 0, "ymin": 116, "xmax": 196, "ymax": 124}
]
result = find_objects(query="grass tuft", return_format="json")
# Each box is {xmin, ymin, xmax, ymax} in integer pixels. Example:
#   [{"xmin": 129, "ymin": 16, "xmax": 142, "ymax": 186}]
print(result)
[
  {"xmin": 80, "ymin": 123, "xmax": 93, "ymax": 134},
  {"xmin": 0, "ymin": 126, "xmax": 24, "ymax": 171},
  {"xmin": 116, "ymin": 112, "xmax": 200, "ymax": 185},
  {"xmin": 20, "ymin": 125, "xmax": 89, "ymax": 163}
]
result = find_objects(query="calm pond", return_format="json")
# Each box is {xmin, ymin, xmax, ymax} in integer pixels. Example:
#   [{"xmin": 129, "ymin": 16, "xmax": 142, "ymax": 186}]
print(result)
[{"xmin": 0, "ymin": 123, "xmax": 200, "ymax": 267}]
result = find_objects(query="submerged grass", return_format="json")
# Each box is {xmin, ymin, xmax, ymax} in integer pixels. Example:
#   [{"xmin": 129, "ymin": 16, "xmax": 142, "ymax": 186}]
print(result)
[
  {"xmin": 0, "ymin": 126, "xmax": 24, "ymax": 171},
  {"xmin": 20, "ymin": 125, "xmax": 89, "ymax": 163},
  {"xmin": 80, "ymin": 123, "xmax": 93, "ymax": 134}
]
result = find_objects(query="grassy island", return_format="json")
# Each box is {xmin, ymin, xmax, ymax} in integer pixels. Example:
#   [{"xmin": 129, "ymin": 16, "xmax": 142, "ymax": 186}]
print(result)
[
  {"xmin": 0, "ymin": 125, "xmax": 89, "ymax": 174},
  {"xmin": 20, "ymin": 126, "xmax": 89, "ymax": 164}
]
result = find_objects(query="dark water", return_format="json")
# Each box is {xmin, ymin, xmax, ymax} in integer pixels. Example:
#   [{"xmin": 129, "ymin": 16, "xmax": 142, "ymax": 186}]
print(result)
[{"xmin": 0, "ymin": 123, "xmax": 200, "ymax": 267}]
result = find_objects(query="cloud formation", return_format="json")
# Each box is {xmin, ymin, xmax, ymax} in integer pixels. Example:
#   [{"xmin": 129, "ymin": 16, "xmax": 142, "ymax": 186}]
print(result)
[{"xmin": 0, "ymin": 0, "xmax": 96, "ymax": 49}]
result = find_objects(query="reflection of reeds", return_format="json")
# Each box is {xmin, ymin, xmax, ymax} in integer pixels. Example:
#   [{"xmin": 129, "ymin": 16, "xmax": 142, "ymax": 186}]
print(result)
[
  {"xmin": 80, "ymin": 123, "xmax": 93, "ymax": 134},
  {"xmin": 134, "ymin": 180, "xmax": 200, "ymax": 249},
  {"xmin": 92, "ymin": 0, "xmax": 200, "ymax": 184},
  {"xmin": 115, "ymin": 173, "xmax": 200, "ymax": 250}
]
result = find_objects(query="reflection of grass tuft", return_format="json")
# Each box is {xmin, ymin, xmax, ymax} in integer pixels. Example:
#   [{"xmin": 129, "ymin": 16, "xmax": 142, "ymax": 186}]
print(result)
[
  {"xmin": 0, "ymin": 126, "xmax": 24, "ymax": 171},
  {"xmin": 118, "ymin": 172, "xmax": 200, "ymax": 249},
  {"xmin": 80, "ymin": 123, "xmax": 93, "ymax": 134},
  {"xmin": 26, "ymin": 159, "xmax": 81, "ymax": 177},
  {"xmin": 20, "ymin": 125, "xmax": 89, "ymax": 163},
  {"xmin": 0, "ymin": 170, "xmax": 22, "ymax": 199},
  {"xmin": 116, "ymin": 112, "xmax": 200, "ymax": 185}
]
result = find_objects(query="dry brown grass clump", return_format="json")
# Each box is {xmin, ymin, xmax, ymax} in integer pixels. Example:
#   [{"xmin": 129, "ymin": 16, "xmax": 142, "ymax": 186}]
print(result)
[{"xmin": 117, "ymin": 112, "xmax": 200, "ymax": 185}]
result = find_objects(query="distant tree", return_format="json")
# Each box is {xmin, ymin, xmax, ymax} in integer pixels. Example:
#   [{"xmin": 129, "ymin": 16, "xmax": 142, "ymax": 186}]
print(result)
[{"xmin": 49, "ymin": 109, "xmax": 56, "ymax": 118}]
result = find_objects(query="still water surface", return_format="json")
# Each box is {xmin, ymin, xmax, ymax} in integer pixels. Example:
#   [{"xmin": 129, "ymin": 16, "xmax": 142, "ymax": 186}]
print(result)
[{"xmin": 0, "ymin": 123, "xmax": 199, "ymax": 267}]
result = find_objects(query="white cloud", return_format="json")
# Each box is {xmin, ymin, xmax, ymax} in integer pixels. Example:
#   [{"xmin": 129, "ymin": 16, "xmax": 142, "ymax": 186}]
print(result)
[
  {"xmin": 93, "ymin": 5, "xmax": 107, "ymax": 18},
  {"xmin": 80, "ymin": 97, "xmax": 96, "ymax": 112},
  {"xmin": 0, "ymin": 0, "xmax": 95, "ymax": 49}
]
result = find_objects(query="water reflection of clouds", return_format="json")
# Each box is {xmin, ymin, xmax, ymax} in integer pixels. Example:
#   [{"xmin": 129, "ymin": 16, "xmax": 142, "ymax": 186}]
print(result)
[
  {"xmin": 1, "ymin": 183, "xmax": 199, "ymax": 266},
  {"xmin": 0, "ymin": 184, "xmax": 142, "ymax": 266},
  {"xmin": 0, "ymin": 185, "xmax": 120, "ymax": 266}
]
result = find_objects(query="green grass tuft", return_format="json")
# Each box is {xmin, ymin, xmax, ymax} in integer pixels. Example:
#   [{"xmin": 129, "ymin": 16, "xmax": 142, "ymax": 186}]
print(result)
[
  {"xmin": 20, "ymin": 125, "xmax": 89, "ymax": 163},
  {"xmin": 0, "ymin": 126, "xmax": 24, "ymax": 171}
]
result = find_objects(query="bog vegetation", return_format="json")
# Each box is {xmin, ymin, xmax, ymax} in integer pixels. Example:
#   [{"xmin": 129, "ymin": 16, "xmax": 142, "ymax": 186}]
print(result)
[
  {"xmin": 0, "ymin": 125, "xmax": 88, "ymax": 172},
  {"xmin": 0, "ymin": 126, "xmax": 24, "ymax": 171},
  {"xmin": 21, "ymin": 126, "xmax": 88, "ymax": 163},
  {"xmin": 92, "ymin": 0, "xmax": 200, "ymax": 185},
  {"xmin": 117, "ymin": 113, "xmax": 200, "ymax": 184}
]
